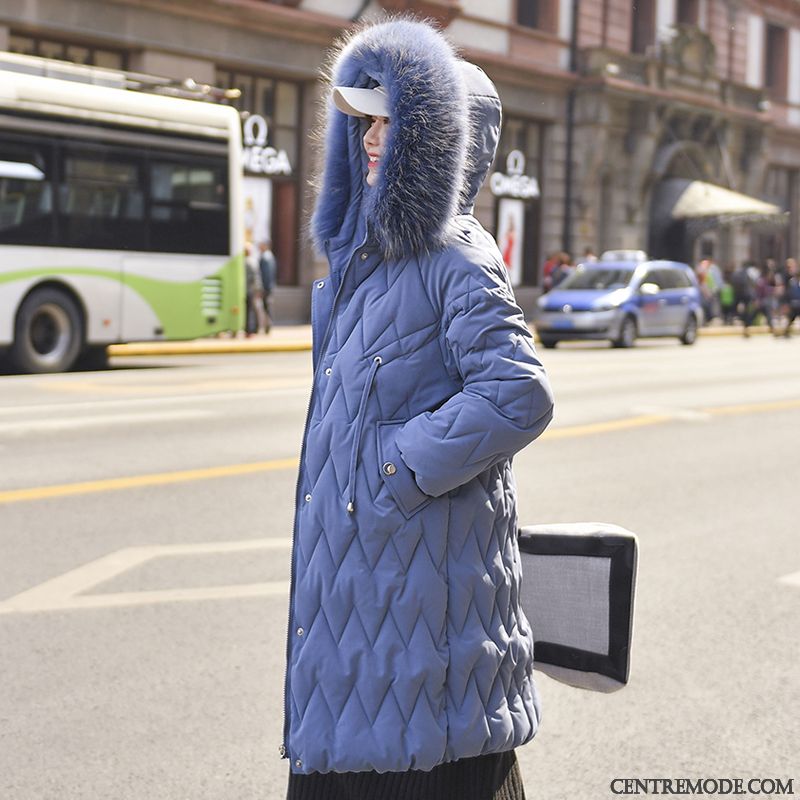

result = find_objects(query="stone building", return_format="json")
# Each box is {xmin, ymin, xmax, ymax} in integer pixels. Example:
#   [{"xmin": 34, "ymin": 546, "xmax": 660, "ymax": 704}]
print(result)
[{"xmin": 2, "ymin": 0, "xmax": 798, "ymax": 318}]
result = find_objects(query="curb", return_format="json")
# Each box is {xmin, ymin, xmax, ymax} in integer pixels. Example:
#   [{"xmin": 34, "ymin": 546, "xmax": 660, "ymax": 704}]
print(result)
[{"xmin": 107, "ymin": 325, "xmax": 777, "ymax": 357}]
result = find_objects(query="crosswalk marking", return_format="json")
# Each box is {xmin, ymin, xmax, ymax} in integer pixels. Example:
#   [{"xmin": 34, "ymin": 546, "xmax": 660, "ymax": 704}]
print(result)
[{"xmin": 0, "ymin": 538, "xmax": 291, "ymax": 615}]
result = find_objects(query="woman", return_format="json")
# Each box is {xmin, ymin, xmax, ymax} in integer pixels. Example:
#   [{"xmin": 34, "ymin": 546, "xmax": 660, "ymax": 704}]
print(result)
[{"xmin": 283, "ymin": 18, "xmax": 554, "ymax": 799}]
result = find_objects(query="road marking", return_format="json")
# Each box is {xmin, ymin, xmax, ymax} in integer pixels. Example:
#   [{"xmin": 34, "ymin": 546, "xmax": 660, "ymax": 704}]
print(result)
[
  {"xmin": 632, "ymin": 405, "xmax": 713, "ymax": 422},
  {"xmin": 704, "ymin": 398, "xmax": 800, "ymax": 416},
  {"xmin": 778, "ymin": 570, "xmax": 800, "ymax": 588},
  {"xmin": 0, "ymin": 539, "xmax": 290, "ymax": 615},
  {"xmin": 542, "ymin": 413, "xmax": 672, "ymax": 439},
  {"xmin": 543, "ymin": 397, "xmax": 800, "ymax": 441},
  {"xmin": 0, "ymin": 458, "xmax": 298, "ymax": 505},
  {"xmin": 0, "ymin": 409, "xmax": 214, "ymax": 436},
  {"xmin": 1, "ymin": 396, "xmax": 798, "ymax": 505},
  {"xmin": 29, "ymin": 376, "xmax": 308, "ymax": 397},
  {"xmin": 0, "ymin": 385, "xmax": 309, "ymax": 417}
]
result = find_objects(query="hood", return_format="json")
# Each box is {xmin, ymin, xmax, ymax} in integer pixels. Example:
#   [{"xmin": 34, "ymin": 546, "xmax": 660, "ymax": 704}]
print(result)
[
  {"xmin": 458, "ymin": 61, "xmax": 502, "ymax": 213},
  {"xmin": 311, "ymin": 19, "xmax": 470, "ymax": 260}
]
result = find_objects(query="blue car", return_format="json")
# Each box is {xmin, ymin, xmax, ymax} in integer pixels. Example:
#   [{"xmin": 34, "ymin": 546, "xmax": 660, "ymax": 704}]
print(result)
[{"xmin": 534, "ymin": 260, "xmax": 704, "ymax": 348}]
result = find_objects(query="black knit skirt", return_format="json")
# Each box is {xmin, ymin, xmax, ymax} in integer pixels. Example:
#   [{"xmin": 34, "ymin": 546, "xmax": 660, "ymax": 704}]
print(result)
[{"xmin": 286, "ymin": 749, "xmax": 525, "ymax": 800}]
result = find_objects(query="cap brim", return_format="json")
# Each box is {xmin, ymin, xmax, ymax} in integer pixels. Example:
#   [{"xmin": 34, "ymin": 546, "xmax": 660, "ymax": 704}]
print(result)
[{"xmin": 332, "ymin": 86, "xmax": 389, "ymax": 118}]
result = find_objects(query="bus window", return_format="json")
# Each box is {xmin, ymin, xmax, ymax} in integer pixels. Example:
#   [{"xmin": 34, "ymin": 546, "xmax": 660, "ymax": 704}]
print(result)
[
  {"xmin": 149, "ymin": 159, "xmax": 229, "ymax": 255},
  {"xmin": 0, "ymin": 141, "xmax": 54, "ymax": 245},
  {"xmin": 58, "ymin": 148, "xmax": 144, "ymax": 250}
]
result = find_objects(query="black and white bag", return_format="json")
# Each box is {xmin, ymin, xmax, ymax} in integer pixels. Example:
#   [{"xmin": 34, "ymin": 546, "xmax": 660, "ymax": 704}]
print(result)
[{"xmin": 518, "ymin": 522, "xmax": 638, "ymax": 692}]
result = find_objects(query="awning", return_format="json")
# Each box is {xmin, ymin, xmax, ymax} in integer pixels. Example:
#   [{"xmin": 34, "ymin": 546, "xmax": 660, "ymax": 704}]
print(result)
[{"xmin": 672, "ymin": 180, "xmax": 784, "ymax": 220}]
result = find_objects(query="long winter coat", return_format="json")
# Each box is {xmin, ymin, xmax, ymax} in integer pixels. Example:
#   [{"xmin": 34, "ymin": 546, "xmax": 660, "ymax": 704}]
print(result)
[{"xmin": 282, "ymin": 19, "xmax": 555, "ymax": 775}]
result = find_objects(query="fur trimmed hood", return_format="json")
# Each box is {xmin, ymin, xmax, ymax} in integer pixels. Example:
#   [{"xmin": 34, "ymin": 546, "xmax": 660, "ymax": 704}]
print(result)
[{"xmin": 311, "ymin": 19, "xmax": 472, "ymax": 260}]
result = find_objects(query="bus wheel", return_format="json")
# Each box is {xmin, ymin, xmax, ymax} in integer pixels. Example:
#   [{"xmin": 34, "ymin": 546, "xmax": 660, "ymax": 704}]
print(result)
[{"xmin": 11, "ymin": 288, "xmax": 83, "ymax": 373}]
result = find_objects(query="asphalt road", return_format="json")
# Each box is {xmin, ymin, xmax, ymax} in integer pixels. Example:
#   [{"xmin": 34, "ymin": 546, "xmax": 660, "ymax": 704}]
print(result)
[{"xmin": 1, "ymin": 336, "xmax": 798, "ymax": 800}]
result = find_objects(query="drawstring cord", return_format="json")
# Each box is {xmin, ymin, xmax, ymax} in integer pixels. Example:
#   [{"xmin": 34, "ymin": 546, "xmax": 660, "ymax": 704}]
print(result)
[{"xmin": 346, "ymin": 355, "xmax": 382, "ymax": 513}]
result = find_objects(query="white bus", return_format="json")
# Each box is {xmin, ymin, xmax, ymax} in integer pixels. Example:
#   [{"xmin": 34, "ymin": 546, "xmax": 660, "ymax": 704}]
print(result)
[{"xmin": 0, "ymin": 52, "xmax": 245, "ymax": 372}]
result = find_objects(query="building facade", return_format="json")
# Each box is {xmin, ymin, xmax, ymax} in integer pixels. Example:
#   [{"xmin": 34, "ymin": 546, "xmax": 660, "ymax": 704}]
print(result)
[{"xmin": 2, "ymin": 0, "xmax": 798, "ymax": 318}]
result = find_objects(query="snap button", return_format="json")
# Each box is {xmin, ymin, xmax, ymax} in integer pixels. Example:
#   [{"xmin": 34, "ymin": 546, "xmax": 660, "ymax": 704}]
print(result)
[
  {"xmin": 278, "ymin": 744, "xmax": 286, "ymax": 757},
  {"xmin": 296, "ymin": 627, "xmax": 304, "ymax": 636},
  {"xmin": 316, "ymin": 281, "xmax": 324, "ymax": 289},
  {"xmin": 360, "ymin": 251, "xmax": 368, "ymax": 261},
  {"xmin": 295, "ymin": 759, "xmax": 303, "ymax": 769},
  {"xmin": 382, "ymin": 462, "xmax": 397, "ymax": 476},
  {"xmin": 304, "ymin": 493, "xmax": 312, "ymax": 502},
  {"xmin": 324, "ymin": 367, "xmax": 332, "ymax": 376}
]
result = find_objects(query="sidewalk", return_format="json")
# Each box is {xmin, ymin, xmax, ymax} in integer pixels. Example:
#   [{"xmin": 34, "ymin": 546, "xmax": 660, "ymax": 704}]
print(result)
[{"xmin": 107, "ymin": 322, "xmax": 776, "ymax": 357}]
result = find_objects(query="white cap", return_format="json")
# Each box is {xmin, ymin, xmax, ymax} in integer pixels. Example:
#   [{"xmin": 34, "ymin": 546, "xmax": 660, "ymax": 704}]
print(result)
[{"xmin": 332, "ymin": 85, "xmax": 389, "ymax": 118}]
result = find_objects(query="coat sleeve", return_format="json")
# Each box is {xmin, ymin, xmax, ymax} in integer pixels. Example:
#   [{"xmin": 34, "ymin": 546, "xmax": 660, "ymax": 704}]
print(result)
[{"xmin": 394, "ymin": 266, "xmax": 554, "ymax": 498}]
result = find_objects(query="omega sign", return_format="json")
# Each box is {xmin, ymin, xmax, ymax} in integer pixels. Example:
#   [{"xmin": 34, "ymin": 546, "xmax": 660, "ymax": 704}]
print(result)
[
  {"xmin": 242, "ymin": 114, "xmax": 292, "ymax": 176},
  {"xmin": 489, "ymin": 150, "xmax": 539, "ymax": 200}
]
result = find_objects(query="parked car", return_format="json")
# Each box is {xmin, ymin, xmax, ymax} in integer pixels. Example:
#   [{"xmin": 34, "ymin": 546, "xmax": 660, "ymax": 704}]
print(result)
[
  {"xmin": 534, "ymin": 260, "xmax": 704, "ymax": 348},
  {"xmin": 599, "ymin": 249, "xmax": 648, "ymax": 262}
]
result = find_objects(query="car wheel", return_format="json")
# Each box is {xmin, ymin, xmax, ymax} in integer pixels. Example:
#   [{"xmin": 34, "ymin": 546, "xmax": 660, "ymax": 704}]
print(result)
[
  {"xmin": 680, "ymin": 314, "xmax": 698, "ymax": 345},
  {"xmin": 539, "ymin": 336, "xmax": 559, "ymax": 349},
  {"xmin": 613, "ymin": 316, "xmax": 637, "ymax": 348},
  {"xmin": 11, "ymin": 288, "xmax": 83, "ymax": 373}
]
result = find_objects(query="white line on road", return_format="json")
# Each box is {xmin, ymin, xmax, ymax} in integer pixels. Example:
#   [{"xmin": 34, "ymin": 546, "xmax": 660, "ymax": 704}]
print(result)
[
  {"xmin": 778, "ymin": 571, "xmax": 800, "ymax": 588},
  {"xmin": 631, "ymin": 405, "xmax": 713, "ymax": 422},
  {"xmin": 0, "ymin": 409, "xmax": 215, "ymax": 435},
  {"xmin": 0, "ymin": 538, "xmax": 291, "ymax": 615},
  {"xmin": 0, "ymin": 386, "xmax": 308, "ymax": 417}
]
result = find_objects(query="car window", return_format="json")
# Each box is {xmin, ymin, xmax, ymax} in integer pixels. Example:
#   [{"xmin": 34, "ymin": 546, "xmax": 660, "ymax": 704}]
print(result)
[
  {"xmin": 673, "ymin": 270, "xmax": 692, "ymax": 288},
  {"xmin": 641, "ymin": 270, "xmax": 662, "ymax": 289},
  {"xmin": 559, "ymin": 267, "xmax": 635, "ymax": 290},
  {"xmin": 658, "ymin": 270, "xmax": 680, "ymax": 290}
]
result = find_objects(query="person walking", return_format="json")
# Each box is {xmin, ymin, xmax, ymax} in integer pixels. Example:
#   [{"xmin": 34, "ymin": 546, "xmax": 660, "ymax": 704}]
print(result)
[
  {"xmin": 282, "ymin": 18, "xmax": 554, "ymax": 800},
  {"xmin": 780, "ymin": 259, "xmax": 800, "ymax": 337},
  {"xmin": 244, "ymin": 241, "xmax": 266, "ymax": 336},
  {"xmin": 258, "ymin": 240, "xmax": 277, "ymax": 333}
]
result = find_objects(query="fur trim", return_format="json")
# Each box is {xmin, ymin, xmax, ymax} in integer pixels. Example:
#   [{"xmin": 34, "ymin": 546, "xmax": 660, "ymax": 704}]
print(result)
[{"xmin": 311, "ymin": 18, "xmax": 469, "ymax": 260}]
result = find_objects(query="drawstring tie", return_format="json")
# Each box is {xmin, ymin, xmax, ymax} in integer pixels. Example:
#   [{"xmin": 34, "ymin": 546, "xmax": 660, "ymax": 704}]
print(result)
[{"xmin": 346, "ymin": 355, "xmax": 382, "ymax": 513}]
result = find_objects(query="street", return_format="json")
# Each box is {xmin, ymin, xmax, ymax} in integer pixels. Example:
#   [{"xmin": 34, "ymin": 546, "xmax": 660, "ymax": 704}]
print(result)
[{"xmin": 1, "ymin": 337, "xmax": 798, "ymax": 800}]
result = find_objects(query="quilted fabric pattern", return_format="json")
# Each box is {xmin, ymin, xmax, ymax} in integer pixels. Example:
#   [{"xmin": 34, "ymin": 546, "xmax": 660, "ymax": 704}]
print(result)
[{"xmin": 282, "ymin": 19, "xmax": 555, "ymax": 775}]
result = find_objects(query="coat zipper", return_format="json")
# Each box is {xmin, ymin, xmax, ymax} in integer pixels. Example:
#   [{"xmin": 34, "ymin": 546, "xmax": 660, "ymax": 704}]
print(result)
[
  {"xmin": 345, "ymin": 355, "xmax": 382, "ymax": 513},
  {"xmin": 280, "ymin": 237, "xmax": 370, "ymax": 762}
]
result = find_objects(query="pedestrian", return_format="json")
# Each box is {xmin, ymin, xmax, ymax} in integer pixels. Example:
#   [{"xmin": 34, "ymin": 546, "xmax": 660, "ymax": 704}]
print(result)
[
  {"xmin": 730, "ymin": 262, "xmax": 755, "ymax": 335},
  {"xmin": 550, "ymin": 251, "xmax": 572, "ymax": 287},
  {"xmin": 244, "ymin": 241, "xmax": 267, "ymax": 336},
  {"xmin": 582, "ymin": 246, "xmax": 598, "ymax": 263},
  {"xmin": 780, "ymin": 259, "xmax": 800, "ymax": 337},
  {"xmin": 282, "ymin": 18, "xmax": 554, "ymax": 800},
  {"xmin": 720, "ymin": 263, "xmax": 736, "ymax": 325},
  {"xmin": 258, "ymin": 239, "xmax": 278, "ymax": 333},
  {"xmin": 750, "ymin": 262, "xmax": 777, "ymax": 335}
]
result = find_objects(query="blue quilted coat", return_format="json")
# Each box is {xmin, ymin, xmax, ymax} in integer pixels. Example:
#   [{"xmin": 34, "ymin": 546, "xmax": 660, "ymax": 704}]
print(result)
[{"xmin": 282, "ymin": 19, "xmax": 555, "ymax": 775}]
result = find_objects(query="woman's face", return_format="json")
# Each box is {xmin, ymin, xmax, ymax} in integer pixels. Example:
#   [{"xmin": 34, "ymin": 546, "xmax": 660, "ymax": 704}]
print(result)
[{"xmin": 363, "ymin": 116, "xmax": 389, "ymax": 187}]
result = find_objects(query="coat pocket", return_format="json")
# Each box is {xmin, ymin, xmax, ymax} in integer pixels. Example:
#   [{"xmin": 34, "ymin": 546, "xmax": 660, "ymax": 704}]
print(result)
[{"xmin": 376, "ymin": 421, "xmax": 434, "ymax": 520}]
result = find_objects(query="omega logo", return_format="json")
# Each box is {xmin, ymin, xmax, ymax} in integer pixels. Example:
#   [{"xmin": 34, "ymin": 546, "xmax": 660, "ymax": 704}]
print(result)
[
  {"xmin": 490, "ymin": 149, "xmax": 540, "ymax": 200},
  {"xmin": 241, "ymin": 113, "xmax": 293, "ymax": 176}
]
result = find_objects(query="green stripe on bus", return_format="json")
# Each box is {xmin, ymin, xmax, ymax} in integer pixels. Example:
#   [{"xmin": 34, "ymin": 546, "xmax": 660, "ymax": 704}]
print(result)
[{"xmin": 0, "ymin": 253, "xmax": 245, "ymax": 337}]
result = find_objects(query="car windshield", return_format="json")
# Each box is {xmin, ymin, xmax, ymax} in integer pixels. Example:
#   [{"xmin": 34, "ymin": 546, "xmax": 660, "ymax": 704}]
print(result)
[{"xmin": 558, "ymin": 267, "xmax": 635, "ymax": 291}]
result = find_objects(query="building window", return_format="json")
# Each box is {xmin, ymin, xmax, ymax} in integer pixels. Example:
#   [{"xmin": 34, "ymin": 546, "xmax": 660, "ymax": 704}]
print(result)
[
  {"xmin": 764, "ymin": 24, "xmax": 788, "ymax": 98},
  {"xmin": 8, "ymin": 32, "xmax": 128, "ymax": 70},
  {"xmin": 494, "ymin": 116, "xmax": 545, "ymax": 286},
  {"xmin": 676, "ymin": 0, "xmax": 699, "ymax": 25},
  {"xmin": 517, "ymin": 0, "xmax": 539, "ymax": 28},
  {"xmin": 215, "ymin": 70, "xmax": 300, "ymax": 164},
  {"xmin": 631, "ymin": 0, "xmax": 656, "ymax": 54},
  {"xmin": 216, "ymin": 67, "xmax": 302, "ymax": 285},
  {"xmin": 516, "ymin": 0, "xmax": 558, "ymax": 33}
]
